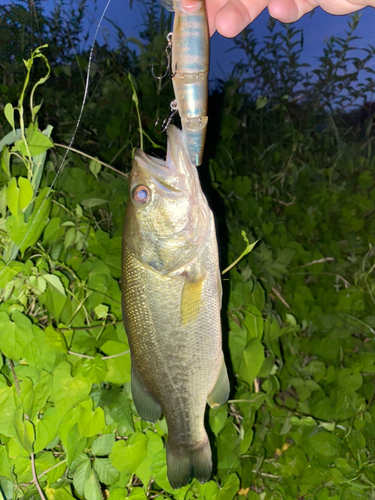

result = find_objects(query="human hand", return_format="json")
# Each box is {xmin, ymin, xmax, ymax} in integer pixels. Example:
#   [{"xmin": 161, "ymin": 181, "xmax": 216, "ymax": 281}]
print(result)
[{"xmin": 181, "ymin": 0, "xmax": 375, "ymax": 37}]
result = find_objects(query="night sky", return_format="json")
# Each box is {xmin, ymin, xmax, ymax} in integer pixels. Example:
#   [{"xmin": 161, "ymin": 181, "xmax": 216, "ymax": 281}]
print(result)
[{"xmin": 77, "ymin": 0, "xmax": 375, "ymax": 85}]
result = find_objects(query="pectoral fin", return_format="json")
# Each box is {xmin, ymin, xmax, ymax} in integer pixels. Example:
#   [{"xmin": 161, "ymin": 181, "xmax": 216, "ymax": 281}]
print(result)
[
  {"xmin": 131, "ymin": 365, "xmax": 162, "ymax": 422},
  {"xmin": 207, "ymin": 358, "xmax": 230, "ymax": 408},
  {"xmin": 181, "ymin": 275, "xmax": 204, "ymax": 326}
]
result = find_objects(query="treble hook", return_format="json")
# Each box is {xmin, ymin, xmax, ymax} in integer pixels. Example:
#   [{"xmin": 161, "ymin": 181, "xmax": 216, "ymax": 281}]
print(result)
[
  {"xmin": 154, "ymin": 100, "xmax": 178, "ymax": 134},
  {"xmin": 151, "ymin": 32, "xmax": 175, "ymax": 80}
]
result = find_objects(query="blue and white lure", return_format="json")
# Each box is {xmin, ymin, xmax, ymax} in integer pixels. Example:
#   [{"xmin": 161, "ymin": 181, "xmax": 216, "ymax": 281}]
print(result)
[{"xmin": 159, "ymin": 0, "xmax": 209, "ymax": 166}]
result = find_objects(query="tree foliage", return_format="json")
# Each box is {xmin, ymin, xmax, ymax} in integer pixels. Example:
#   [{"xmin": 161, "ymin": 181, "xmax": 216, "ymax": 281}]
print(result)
[{"xmin": 0, "ymin": 2, "xmax": 374, "ymax": 499}]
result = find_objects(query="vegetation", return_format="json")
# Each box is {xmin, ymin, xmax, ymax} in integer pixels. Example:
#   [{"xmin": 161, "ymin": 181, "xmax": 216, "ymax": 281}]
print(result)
[{"xmin": 0, "ymin": 1, "xmax": 374, "ymax": 499}]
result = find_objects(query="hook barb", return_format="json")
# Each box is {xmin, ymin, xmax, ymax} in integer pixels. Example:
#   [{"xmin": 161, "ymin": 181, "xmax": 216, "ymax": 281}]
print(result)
[
  {"xmin": 154, "ymin": 100, "xmax": 178, "ymax": 134},
  {"xmin": 151, "ymin": 32, "xmax": 174, "ymax": 80}
]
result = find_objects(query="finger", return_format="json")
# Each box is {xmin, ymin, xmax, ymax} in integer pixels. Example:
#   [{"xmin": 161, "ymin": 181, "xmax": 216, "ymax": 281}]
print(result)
[
  {"xmin": 268, "ymin": 0, "xmax": 316, "ymax": 22},
  {"xmin": 180, "ymin": 0, "xmax": 205, "ymax": 13},
  {"xmin": 179, "ymin": 0, "xmax": 221, "ymax": 36},
  {"xmin": 214, "ymin": 0, "xmax": 269, "ymax": 37},
  {"xmin": 205, "ymin": 0, "xmax": 225, "ymax": 36},
  {"xmin": 313, "ymin": 0, "xmax": 370, "ymax": 15}
]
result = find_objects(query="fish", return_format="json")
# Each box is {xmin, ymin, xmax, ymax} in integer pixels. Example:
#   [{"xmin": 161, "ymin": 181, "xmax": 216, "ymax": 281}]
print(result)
[
  {"xmin": 121, "ymin": 124, "xmax": 229, "ymax": 489},
  {"xmin": 160, "ymin": 0, "xmax": 209, "ymax": 167}
]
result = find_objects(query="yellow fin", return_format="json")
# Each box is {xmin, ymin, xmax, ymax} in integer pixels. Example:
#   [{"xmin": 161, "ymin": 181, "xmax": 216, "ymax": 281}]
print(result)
[{"xmin": 181, "ymin": 275, "xmax": 204, "ymax": 326}]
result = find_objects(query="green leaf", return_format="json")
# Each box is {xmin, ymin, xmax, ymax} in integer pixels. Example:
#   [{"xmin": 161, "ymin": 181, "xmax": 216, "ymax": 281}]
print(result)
[
  {"xmin": 99, "ymin": 387, "xmax": 134, "ymax": 433},
  {"xmin": 6, "ymin": 186, "xmax": 52, "ymax": 256},
  {"xmin": 127, "ymin": 488, "xmax": 148, "ymax": 499},
  {"xmin": 110, "ymin": 433, "xmax": 148, "ymax": 474},
  {"xmin": 89, "ymin": 158, "xmax": 102, "ymax": 179},
  {"xmin": 81, "ymin": 198, "xmax": 108, "ymax": 208},
  {"xmin": 43, "ymin": 217, "xmax": 65, "ymax": 244},
  {"xmin": 95, "ymin": 304, "xmax": 109, "ymax": 319},
  {"xmin": 44, "ymin": 274, "xmax": 66, "ymax": 296},
  {"xmin": 150, "ymin": 450, "xmax": 170, "ymax": 491},
  {"xmin": 64, "ymin": 226, "xmax": 76, "ymax": 248},
  {"xmin": 91, "ymin": 433, "xmax": 115, "ymax": 456},
  {"xmin": 77, "ymin": 399, "xmax": 106, "ymax": 438},
  {"xmin": 45, "ymin": 485, "xmax": 76, "ymax": 500},
  {"xmin": 203, "ymin": 482, "xmax": 221, "ymax": 499},
  {"xmin": 17, "ymin": 128, "xmax": 54, "ymax": 157},
  {"xmin": 0, "ymin": 186, "xmax": 7, "ymax": 217},
  {"xmin": 45, "ymin": 325, "xmax": 68, "ymax": 353},
  {"xmin": 209, "ymin": 405, "xmax": 227, "ymax": 435},
  {"xmin": 108, "ymin": 490, "xmax": 128, "ymax": 500},
  {"xmin": 13, "ymin": 409, "xmax": 34, "ymax": 454},
  {"xmin": 6, "ymin": 177, "xmax": 20, "ymax": 217},
  {"xmin": 256, "ymin": 95, "xmax": 267, "ymax": 110},
  {"xmin": 222, "ymin": 232, "xmax": 258, "ymax": 275},
  {"xmin": 104, "ymin": 350, "xmax": 131, "ymax": 385},
  {"xmin": 39, "ymin": 286, "xmax": 67, "ymax": 322},
  {"xmin": 239, "ymin": 338, "xmax": 265, "ymax": 387},
  {"xmin": 0, "ymin": 379, "xmax": 17, "ymax": 437},
  {"xmin": 73, "ymin": 457, "xmax": 91, "ymax": 495},
  {"xmin": 0, "ymin": 311, "xmax": 34, "ymax": 361},
  {"xmin": 4, "ymin": 103, "xmax": 15, "ymax": 130},
  {"xmin": 81, "ymin": 355, "xmax": 108, "ymax": 384},
  {"xmin": 84, "ymin": 469, "xmax": 103, "ymax": 500},
  {"xmin": 64, "ymin": 423, "xmax": 88, "ymax": 467},
  {"xmin": 94, "ymin": 457, "xmax": 119, "ymax": 485},
  {"xmin": 46, "ymin": 461, "xmax": 67, "ymax": 484},
  {"xmin": 217, "ymin": 474, "xmax": 240, "ymax": 500},
  {"xmin": 34, "ymin": 407, "xmax": 62, "ymax": 453},
  {"xmin": 308, "ymin": 432, "xmax": 341, "ymax": 459},
  {"xmin": 0, "ymin": 445, "xmax": 11, "ymax": 479},
  {"xmin": 135, "ymin": 430, "xmax": 164, "ymax": 485},
  {"xmin": 243, "ymin": 305, "xmax": 264, "ymax": 340},
  {"xmin": 18, "ymin": 177, "xmax": 33, "ymax": 212},
  {"xmin": 51, "ymin": 362, "xmax": 92, "ymax": 411},
  {"xmin": 19, "ymin": 377, "xmax": 34, "ymax": 417},
  {"xmin": 1, "ymin": 146, "xmax": 11, "ymax": 177}
]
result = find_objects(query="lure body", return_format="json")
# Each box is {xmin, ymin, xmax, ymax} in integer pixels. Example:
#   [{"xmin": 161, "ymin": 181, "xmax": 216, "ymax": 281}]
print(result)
[
  {"xmin": 121, "ymin": 125, "xmax": 229, "ymax": 488},
  {"xmin": 162, "ymin": 0, "xmax": 209, "ymax": 166}
]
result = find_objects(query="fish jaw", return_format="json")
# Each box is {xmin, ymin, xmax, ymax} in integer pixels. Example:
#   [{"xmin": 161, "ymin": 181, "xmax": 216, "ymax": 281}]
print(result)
[{"xmin": 132, "ymin": 125, "xmax": 197, "ymax": 193}]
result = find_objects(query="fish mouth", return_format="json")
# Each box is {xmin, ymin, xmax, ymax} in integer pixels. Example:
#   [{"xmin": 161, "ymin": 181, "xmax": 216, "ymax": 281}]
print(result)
[{"xmin": 134, "ymin": 125, "xmax": 193, "ymax": 194}]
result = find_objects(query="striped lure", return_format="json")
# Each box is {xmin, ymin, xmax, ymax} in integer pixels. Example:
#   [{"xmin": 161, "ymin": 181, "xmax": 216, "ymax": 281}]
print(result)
[{"xmin": 161, "ymin": 0, "xmax": 209, "ymax": 166}]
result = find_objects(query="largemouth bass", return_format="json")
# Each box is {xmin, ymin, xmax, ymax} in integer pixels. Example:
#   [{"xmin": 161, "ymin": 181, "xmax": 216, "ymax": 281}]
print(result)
[{"xmin": 121, "ymin": 125, "xmax": 229, "ymax": 488}]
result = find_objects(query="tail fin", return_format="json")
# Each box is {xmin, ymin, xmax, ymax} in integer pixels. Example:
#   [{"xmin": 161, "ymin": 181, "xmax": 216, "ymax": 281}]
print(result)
[{"xmin": 166, "ymin": 437, "xmax": 212, "ymax": 489}]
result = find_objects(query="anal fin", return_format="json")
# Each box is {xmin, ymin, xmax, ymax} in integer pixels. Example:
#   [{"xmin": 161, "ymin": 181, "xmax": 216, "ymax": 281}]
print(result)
[
  {"xmin": 131, "ymin": 365, "xmax": 162, "ymax": 422},
  {"xmin": 207, "ymin": 358, "xmax": 230, "ymax": 408}
]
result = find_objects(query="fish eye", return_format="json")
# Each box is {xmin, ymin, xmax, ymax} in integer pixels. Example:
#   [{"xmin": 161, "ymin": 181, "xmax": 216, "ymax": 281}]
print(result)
[{"xmin": 132, "ymin": 185, "xmax": 151, "ymax": 204}]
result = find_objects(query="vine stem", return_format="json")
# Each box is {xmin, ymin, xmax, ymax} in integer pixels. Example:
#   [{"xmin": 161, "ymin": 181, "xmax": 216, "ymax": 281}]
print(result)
[
  {"xmin": 18, "ymin": 459, "xmax": 67, "ymax": 487},
  {"xmin": 8, "ymin": 360, "xmax": 47, "ymax": 500},
  {"xmin": 54, "ymin": 143, "xmax": 128, "ymax": 178},
  {"xmin": 67, "ymin": 349, "xmax": 130, "ymax": 360},
  {"xmin": 31, "ymin": 452, "xmax": 47, "ymax": 500}
]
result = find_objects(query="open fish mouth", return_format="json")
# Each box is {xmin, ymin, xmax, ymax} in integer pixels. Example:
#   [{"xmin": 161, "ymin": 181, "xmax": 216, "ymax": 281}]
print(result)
[{"xmin": 133, "ymin": 126, "xmax": 194, "ymax": 194}]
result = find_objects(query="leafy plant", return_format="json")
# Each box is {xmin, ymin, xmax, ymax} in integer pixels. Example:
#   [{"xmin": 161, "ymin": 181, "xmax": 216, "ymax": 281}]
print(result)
[{"xmin": 0, "ymin": 4, "xmax": 374, "ymax": 500}]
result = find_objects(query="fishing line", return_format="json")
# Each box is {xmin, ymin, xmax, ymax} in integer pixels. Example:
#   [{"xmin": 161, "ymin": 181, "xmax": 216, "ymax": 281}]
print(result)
[{"xmin": 1, "ymin": 0, "xmax": 113, "ymax": 276}]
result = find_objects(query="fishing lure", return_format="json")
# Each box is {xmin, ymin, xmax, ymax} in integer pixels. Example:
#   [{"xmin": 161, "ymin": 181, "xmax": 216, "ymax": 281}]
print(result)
[{"xmin": 158, "ymin": 0, "xmax": 209, "ymax": 166}]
